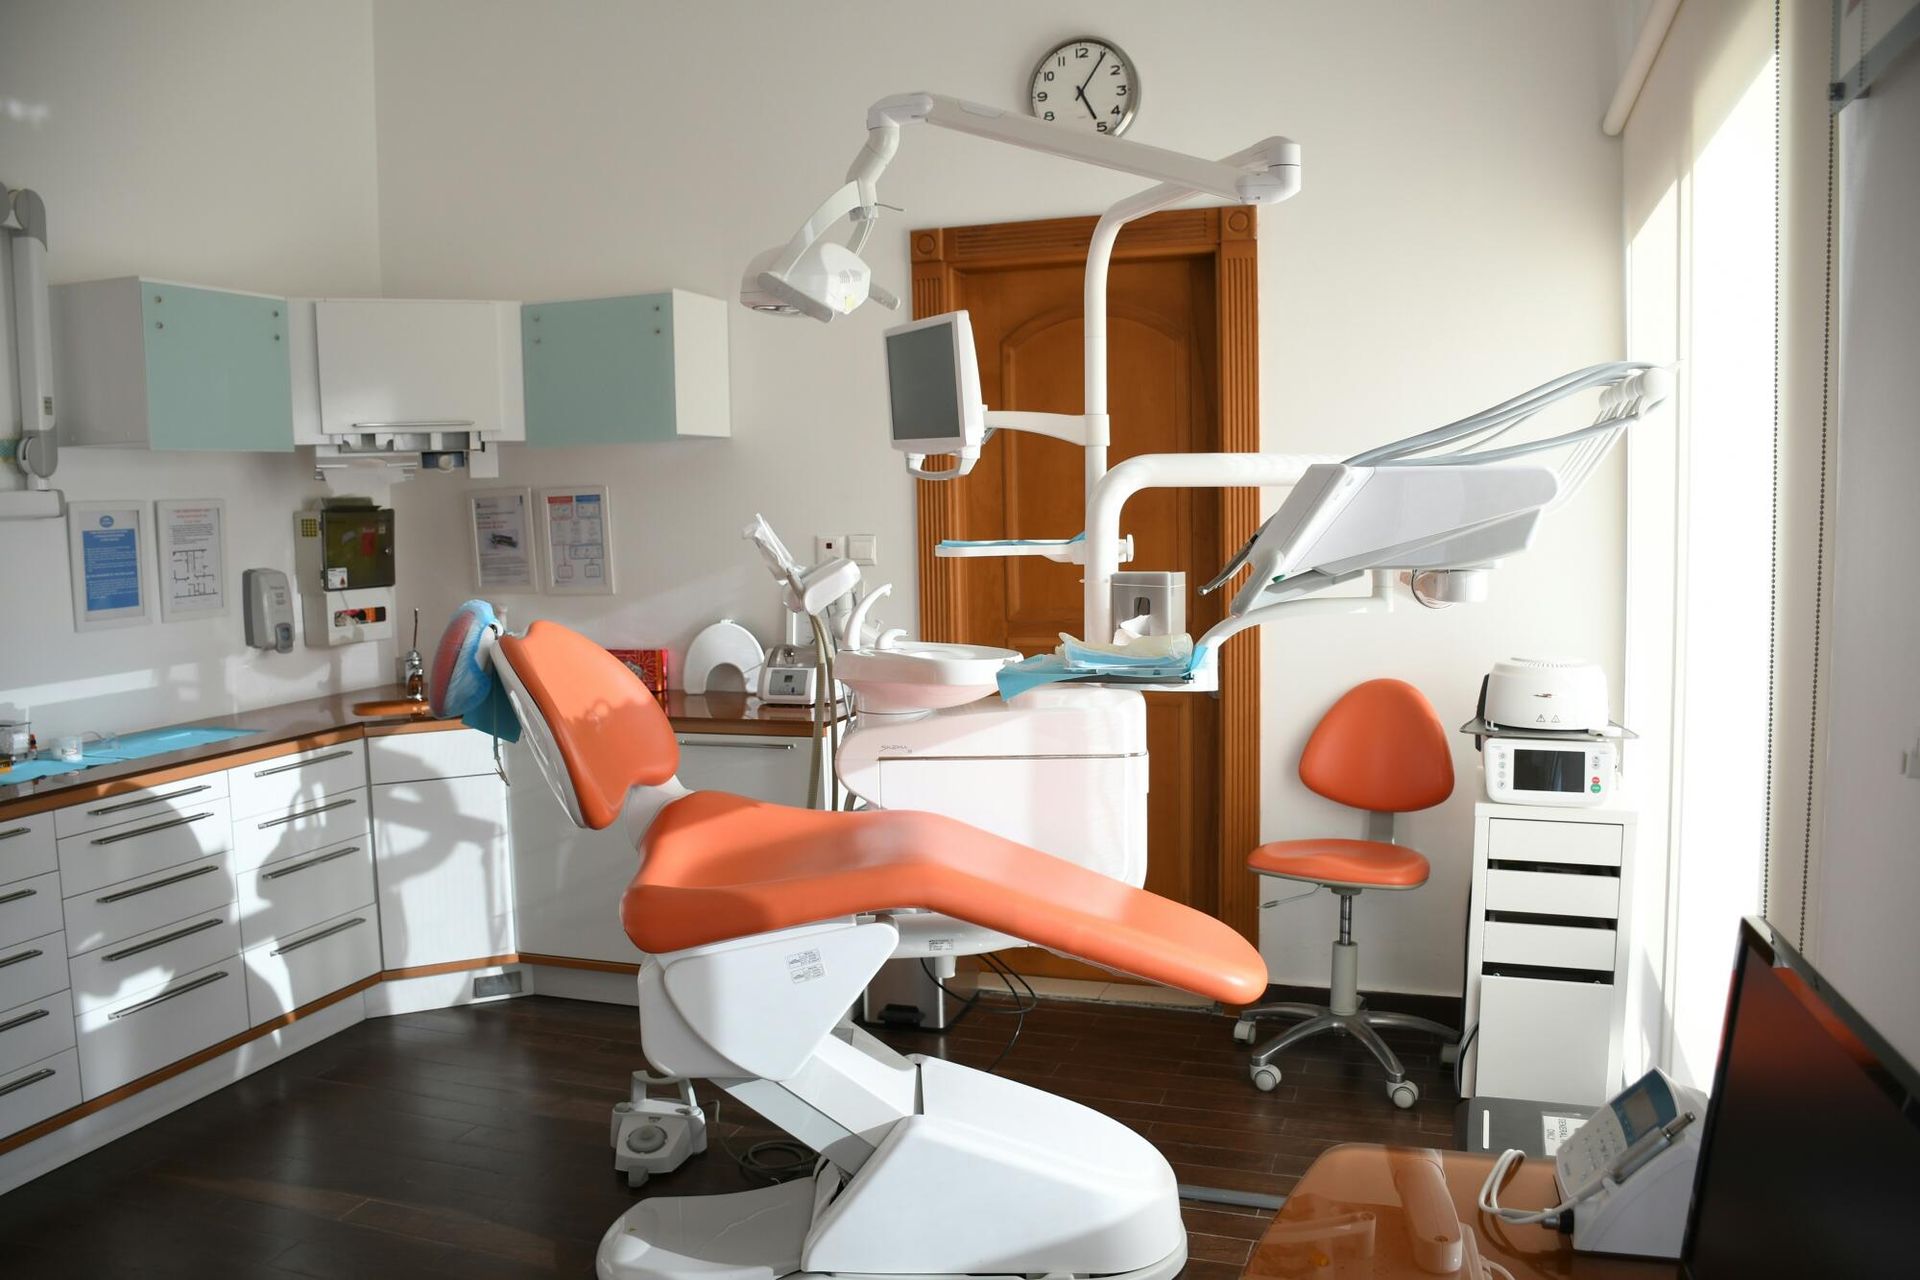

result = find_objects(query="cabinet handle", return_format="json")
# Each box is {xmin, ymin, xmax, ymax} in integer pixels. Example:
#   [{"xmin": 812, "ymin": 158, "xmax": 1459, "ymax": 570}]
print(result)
[
  {"xmin": 101, "ymin": 916, "xmax": 225, "ymax": 963},
  {"xmin": 0, "ymin": 826, "xmax": 33, "ymax": 842},
  {"xmin": 87, "ymin": 784, "xmax": 212, "ymax": 817},
  {"xmin": 257, "ymin": 797, "xmax": 355, "ymax": 830},
  {"xmin": 0, "ymin": 1067, "xmax": 55, "ymax": 1098},
  {"xmin": 0, "ymin": 1007, "xmax": 51, "ymax": 1035},
  {"xmin": 0, "ymin": 947, "xmax": 43, "ymax": 970},
  {"xmin": 96, "ymin": 863, "xmax": 218, "ymax": 904},
  {"xmin": 271, "ymin": 916, "xmax": 366, "ymax": 957},
  {"xmin": 348, "ymin": 419, "xmax": 474, "ymax": 430},
  {"xmin": 263, "ymin": 846, "xmax": 359, "ymax": 880},
  {"xmin": 0, "ymin": 886, "xmax": 37, "ymax": 906},
  {"xmin": 253, "ymin": 750, "xmax": 353, "ymax": 779},
  {"xmin": 675, "ymin": 739, "xmax": 796, "ymax": 751},
  {"xmin": 106, "ymin": 969, "xmax": 229, "ymax": 1021},
  {"xmin": 90, "ymin": 811, "xmax": 216, "ymax": 846}
]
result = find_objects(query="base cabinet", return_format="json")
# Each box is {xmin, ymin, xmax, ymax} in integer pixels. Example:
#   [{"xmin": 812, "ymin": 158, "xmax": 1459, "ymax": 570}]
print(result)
[
  {"xmin": 369, "ymin": 739, "xmax": 514, "ymax": 970},
  {"xmin": 74, "ymin": 957, "xmax": 248, "ymax": 1099}
]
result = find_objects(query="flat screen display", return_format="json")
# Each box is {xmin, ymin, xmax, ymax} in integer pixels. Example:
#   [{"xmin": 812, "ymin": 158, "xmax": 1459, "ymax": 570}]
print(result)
[
  {"xmin": 886, "ymin": 322, "xmax": 964, "ymax": 444},
  {"xmin": 1513, "ymin": 747, "xmax": 1583, "ymax": 793},
  {"xmin": 321, "ymin": 508, "xmax": 395, "ymax": 589},
  {"xmin": 1684, "ymin": 925, "xmax": 1920, "ymax": 1276}
]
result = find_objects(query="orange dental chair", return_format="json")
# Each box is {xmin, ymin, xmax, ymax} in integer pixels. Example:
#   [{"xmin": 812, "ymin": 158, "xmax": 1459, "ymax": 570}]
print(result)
[{"xmin": 462, "ymin": 617, "xmax": 1267, "ymax": 1280}]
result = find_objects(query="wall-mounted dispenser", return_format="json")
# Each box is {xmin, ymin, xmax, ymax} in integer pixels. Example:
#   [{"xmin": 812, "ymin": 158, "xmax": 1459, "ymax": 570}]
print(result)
[{"xmin": 292, "ymin": 499, "xmax": 396, "ymax": 647}]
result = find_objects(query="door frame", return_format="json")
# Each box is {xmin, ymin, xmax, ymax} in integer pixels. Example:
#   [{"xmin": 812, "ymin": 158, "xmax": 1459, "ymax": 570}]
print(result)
[{"xmin": 909, "ymin": 205, "xmax": 1263, "ymax": 944}]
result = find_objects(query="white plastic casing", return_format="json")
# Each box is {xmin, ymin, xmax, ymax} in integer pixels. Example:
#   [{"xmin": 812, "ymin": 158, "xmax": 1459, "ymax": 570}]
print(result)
[{"xmin": 1484, "ymin": 738, "xmax": 1619, "ymax": 807}]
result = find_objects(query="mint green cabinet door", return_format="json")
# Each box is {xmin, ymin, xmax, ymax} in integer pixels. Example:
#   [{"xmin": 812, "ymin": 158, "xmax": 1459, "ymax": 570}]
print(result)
[
  {"xmin": 522, "ymin": 294, "xmax": 677, "ymax": 446},
  {"xmin": 139, "ymin": 282, "xmax": 293, "ymax": 451}
]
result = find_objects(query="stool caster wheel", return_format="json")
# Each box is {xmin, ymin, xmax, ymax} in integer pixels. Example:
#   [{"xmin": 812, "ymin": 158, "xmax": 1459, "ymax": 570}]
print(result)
[
  {"xmin": 1250, "ymin": 1064, "xmax": 1282, "ymax": 1092},
  {"xmin": 1388, "ymin": 1080, "xmax": 1419, "ymax": 1109},
  {"xmin": 1232, "ymin": 1019, "xmax": 1257, "ymax": 1045}
]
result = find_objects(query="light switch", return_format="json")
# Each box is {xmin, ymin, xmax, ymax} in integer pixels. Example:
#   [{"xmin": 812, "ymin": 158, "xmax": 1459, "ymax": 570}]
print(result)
[{"xmin": 847, "ymin": 533, "xmax": 878, "ymax": 566}]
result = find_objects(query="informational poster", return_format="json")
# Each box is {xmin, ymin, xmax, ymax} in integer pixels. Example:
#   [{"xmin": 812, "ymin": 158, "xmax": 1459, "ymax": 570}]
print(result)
[
  {"xmin": 537, "ymin": 485, "xmax": 615, "ymax": 595},
  {"xmin": 66, "ymin": 502, "xmax": 151, "ymax": 631},
  {"xmin": 155, "ymin": 499, "xmax": 227, "ymax": 621},
  {"xmin": 469, "ymin": 488, "xmax": 535, "ymax": 592}
]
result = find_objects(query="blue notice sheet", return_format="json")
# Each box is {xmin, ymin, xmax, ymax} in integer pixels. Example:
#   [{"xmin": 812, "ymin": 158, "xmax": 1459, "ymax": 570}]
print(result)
[{"xmin": 82, "ymin": 526, "xmax": 142, "ymax": 611}]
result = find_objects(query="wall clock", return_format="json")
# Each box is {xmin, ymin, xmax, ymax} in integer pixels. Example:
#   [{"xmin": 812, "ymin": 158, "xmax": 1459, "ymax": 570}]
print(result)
[{"xmin": 1029, "ymin": 37, "xmax": 1138, "ymax": 136}]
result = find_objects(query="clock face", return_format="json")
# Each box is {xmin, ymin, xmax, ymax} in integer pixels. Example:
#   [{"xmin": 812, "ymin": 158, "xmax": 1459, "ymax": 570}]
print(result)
[{"xmin": 1030, "ymin": 38, "xmax": 1137, "ymax": 136}]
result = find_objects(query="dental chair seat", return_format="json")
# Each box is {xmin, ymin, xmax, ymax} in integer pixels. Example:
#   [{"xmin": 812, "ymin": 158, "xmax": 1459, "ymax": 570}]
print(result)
[
  {"xmin": 1245, "ymin": 837, "xmax": 1430, "ymax": 891},
  {"xmin": 627, "ymin": 789, "xmax": 1268, "ymax": 1006}
]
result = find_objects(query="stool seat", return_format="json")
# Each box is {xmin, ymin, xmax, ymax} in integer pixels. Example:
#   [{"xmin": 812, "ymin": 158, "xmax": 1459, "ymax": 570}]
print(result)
[{"xmin": 1246, "ymin": 838, "xmax": 1431, "ymax": 891}]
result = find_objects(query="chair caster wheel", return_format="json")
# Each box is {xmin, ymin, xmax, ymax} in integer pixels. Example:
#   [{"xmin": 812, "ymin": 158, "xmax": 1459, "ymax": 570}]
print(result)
[
  {"xmin": 1388, "ymin": 1080, "xmax": 1419, "ymax": 1109},
  {"xmin": 1232, "ymin": 1019, "xmax": 1257, "ymax": 1045},
  {"xmin": 1250, "ymin": 1064, "xmax": 1282, "ymax": 1092}
]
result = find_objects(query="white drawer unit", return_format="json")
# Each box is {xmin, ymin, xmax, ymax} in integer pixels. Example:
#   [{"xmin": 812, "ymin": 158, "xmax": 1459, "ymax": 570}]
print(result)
[
  {"xmin": 231, "ymin": 787, "xmax": 369, "ymax": 874},
  {"xmin": 0, "ymin": 931, "xmax": 69, "ymax": 1013},
  {"xmin": 242, "ymin": 906, "xmax": 379, "ymax": 1025},
  {"xmin": 57, "ymin": 799, "xmax": 232, "ymax": 897},
  {"xmin": 677, "ymin": 733, "xmax": 813, "ymax": 806},
  {"xmin": 1486, "ymin": 816, "xmax": 1622, "ymax": 868},
  {"xmin": 75, "ymin": 956, "xmax": 248, "ymax": 1099},
  {"xmin": 1464, "ymin": 802, "xmax": 1637, "ymax": 1107},
  {"xmin": 68, "ymin": 905, "xmax": 242, "ymax": 1016},
  {"xmin": 367, "ymin": 729, "xmax": 498, "ymax": 785},
  {"xmin": 0, "ymin": 812, "xmax": 58, "ymax": 882},
  {"xmin": 0, "ymin": 871, "xmax": 64, "ymax": 948},
  {"xmin": 0, "ymin": 989, "xmax": 77, "ymax": 1079},
  {"xmin": 53, "ymin": 772, "xmax": 228, "ymax": 840},
  {"xmin": 0, "ymin": 1048, "xmax": 82, "ymax": 1139},
  {"xmin": 64, "ymin": 852, "xmax": 237, "ymax": 958},
  {"xmin": 238, "ymin": 839, "xmax": 375, "ymax": 951},
  {"xmin": 373, "ymin": 772, "xmax": 513, "ymax": 969},
  {"xmin": 227, "ymin": 742, "xmax": 367, "ymax": 822}
]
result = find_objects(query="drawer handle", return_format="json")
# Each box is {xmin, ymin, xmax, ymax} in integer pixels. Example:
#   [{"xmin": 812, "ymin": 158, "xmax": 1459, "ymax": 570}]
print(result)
[
  {"xmin": 96, "ymin": 863, "xmax": 219, "ymax": 904},
  {"xmin": 252, "ymin": 749, "xmax": 354, "ymax": 779},
  {"xmin": 0, "ymin": 886, "xmax": 37, "ymax": 905},
  {"xmin": 349, "ymin": 418, "xmax": 474, "ymax": 430},
  {"xmin": 675, "ymin": 739, "xmax": 796, "ymax": 751},
  {"xmin": 257, "ymin": 797, "xmax": 356, "ymax": 830},
  {"xmin": 0, "ymin": 948, "xmax": 44, "ymax": 970},
  {"xmin": 101, "ymin": 916, "xmax": 225, "ymax": 963},
  {"xmin": 263, "ymin": 846, "xmax": 360, "ymax": 880},
  {"xmin": 106, "ymin": 969, "xmax": 229, "ymax": 1021},
  {"xmin": 0, "ymin": 826, "xmax": 33, "ymax": 842},
  {"xmin": 271, "ymin": 916, "xmax": 366, "ymax": 957},
  {"xmin": 0, "ymin": 1007, "xmax": 51, "ymax": 1035},
  {"xmin": 0, "ymin": 1067, "xmax": 56, "ymax": 1098},
  {"xmin": 90, "ymin": 811, "xmax": 216, "ymax": 846},
  {"xmin": 87, "ymin": 783, "xmax": 213, "ymax": 817}
]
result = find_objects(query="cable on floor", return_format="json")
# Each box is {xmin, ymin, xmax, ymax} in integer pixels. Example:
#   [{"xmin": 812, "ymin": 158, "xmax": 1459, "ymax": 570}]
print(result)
[{"xmin": 710, "ymin": 1096, "xmax": 816, "ymax": 1184}]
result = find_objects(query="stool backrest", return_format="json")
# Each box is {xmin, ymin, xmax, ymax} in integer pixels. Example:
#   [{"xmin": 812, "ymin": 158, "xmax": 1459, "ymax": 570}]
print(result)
[{"xmin": 1299, "ymin": 678, "xmax": 1453, "ymax": 814}]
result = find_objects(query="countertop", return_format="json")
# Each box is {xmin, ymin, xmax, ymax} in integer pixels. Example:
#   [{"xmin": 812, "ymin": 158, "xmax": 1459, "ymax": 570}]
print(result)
[{"xmin": 1, "ymin": 684, "xmax": 837, "ymax": 821}]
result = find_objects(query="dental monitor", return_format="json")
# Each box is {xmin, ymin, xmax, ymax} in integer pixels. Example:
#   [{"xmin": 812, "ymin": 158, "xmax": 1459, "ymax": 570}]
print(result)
[{"xmin": 884, "ymin": 311, "xmax": 986, "ymax": 468}]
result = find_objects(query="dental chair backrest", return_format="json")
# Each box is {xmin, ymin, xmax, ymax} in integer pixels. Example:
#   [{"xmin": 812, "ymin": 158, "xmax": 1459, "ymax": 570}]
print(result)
[{"xmin": 429, "ymin": 603, "xmax": 678, "ymax": 832}]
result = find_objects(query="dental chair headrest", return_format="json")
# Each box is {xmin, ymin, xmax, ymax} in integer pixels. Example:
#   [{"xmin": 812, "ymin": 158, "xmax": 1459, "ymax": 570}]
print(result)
[{"xmin": 494, "ymin": 621, "xmax": 680, "ymax": 831}]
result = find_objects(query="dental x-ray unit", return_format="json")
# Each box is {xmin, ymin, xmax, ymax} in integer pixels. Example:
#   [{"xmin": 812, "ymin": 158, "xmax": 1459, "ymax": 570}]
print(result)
[{"xmin": 428, "ymin": 93, "xmax": 1673, "ymax": 1280}]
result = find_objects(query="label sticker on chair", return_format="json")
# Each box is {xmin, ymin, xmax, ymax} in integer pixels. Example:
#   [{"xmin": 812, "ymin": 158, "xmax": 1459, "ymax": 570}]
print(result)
[
  {"xmin": 928, "ymin": 938, "xmax": 953, "ymax": 952},
  {"xmin": 786, "ymin": 948, "xmax": 826, "ymax": 984}
]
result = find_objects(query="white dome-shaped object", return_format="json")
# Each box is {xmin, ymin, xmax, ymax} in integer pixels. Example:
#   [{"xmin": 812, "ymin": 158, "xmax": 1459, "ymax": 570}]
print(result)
[{"xmin": 1483, "ymin": 657, "xmax": 1609, "ymax": 733}]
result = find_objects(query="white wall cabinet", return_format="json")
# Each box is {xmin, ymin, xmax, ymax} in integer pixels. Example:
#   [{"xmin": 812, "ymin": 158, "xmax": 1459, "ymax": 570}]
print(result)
[
  {"xmin": 290, "ymin": 298, "xmax": 525, "ymax": 445},
  {"xmin": 368, "ymin": 733, "xmax": 514, "ymax": 970}
]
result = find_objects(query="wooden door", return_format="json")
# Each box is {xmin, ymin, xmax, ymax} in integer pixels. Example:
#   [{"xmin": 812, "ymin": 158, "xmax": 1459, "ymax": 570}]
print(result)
[{"xmin": 910, "ymin": 208, "xmax": 1264, "ymax": 976}]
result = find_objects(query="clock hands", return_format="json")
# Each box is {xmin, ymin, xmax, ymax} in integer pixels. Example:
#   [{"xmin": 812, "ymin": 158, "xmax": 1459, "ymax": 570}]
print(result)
[{"xmin": 1075, "ymin": 50, "xmax": 1106, "ymax": 121}]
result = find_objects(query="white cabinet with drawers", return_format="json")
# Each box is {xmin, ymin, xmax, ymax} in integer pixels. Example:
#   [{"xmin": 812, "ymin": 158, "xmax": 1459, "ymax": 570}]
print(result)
[
  {"xmin": 74, "ymin": 956, "xmax": 249, "ymax": 1099},
  {"xmin": 242, "ymin": 907, "xmax": 380, "ymax": 1022},
  {"xmin": 0, "ymin": 813, "xmax": 58, "ymax": 882},
  {"xmin": 57, "ymin": 799, "xmax": 232, "ymax": 897},
  {"xmin": 368, "ymin": 732, "xmax": 513, "ymax": 970},
  {"xmin": 0, "ymin": 809, "xmax": 74, "ymax": 1142},
  {"xmin": 1462, "ymin": 803, "xmax": 1638, "ymax": 1107}
]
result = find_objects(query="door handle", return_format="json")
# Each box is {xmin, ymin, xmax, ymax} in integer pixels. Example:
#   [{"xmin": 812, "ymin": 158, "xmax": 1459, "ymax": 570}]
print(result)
[
  {"xmin": 87, "ymin": 784, "xmax": 212, "ymax": 817},
  {"xmin": 0, "ymin": 1067, "xmax": 55, "ymax": 1098},
  {"xmin": 263, "ymin": 846, "xmax": 359, "ymax": 880},
  {"xmin": 96, "ymin": 863, "xmax": 219, "ymax": 904},
  {"xmin": 101, "ymin": 916, "xmax": 225, "ymax": 963},
  {"xmin": 257, "ymin": 798, "xmax": 356, "ymax": 830},
  {"xmin": 252, "ymin": 750, "xmax": 354, "ymax": 778},
  {"xmin": 271, "ymin": 916, "xmax": 366, "ymax": 957},
  {"xmin": 0, "ymin": 886, "xmax": 38, "ymax": 906},
  {"xmin": 90, "ymin": 812, "xmax": 216, "ymax": 846},
  {"xmin": 106, "ymin": 969, "xmax": 229, "ymax": 1021},
  {"xmin": 675, "ymin": 739, "xmax": 796, "ymax": 751}
]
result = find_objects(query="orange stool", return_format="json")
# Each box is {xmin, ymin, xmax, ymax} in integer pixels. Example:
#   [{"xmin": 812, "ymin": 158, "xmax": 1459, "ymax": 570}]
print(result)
[{"xmin": 1234, "ymin": 678, "xmax": 1460, "ymax": 1107}]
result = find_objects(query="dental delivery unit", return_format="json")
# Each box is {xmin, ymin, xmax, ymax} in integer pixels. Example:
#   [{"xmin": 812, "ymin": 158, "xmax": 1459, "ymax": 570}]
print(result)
[{"xmin": 429, "ymin": 92, "xmax": 1670, "ymax": 1280}]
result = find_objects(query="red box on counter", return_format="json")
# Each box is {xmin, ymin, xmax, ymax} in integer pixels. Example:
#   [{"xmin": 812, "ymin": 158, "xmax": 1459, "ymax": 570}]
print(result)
[{"xmin": 608, "ymin": 648, "xmax": 670, "ymax": 697}]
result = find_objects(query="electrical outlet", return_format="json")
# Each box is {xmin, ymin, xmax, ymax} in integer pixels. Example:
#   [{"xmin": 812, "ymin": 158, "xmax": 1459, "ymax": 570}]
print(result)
[
  {"xmin": 815, "ymin": 534, "xmax": 846, "ymax": 562},
  {"xmin": 847, "ymin": 533, "xmax": 878, "ymax": 566}
]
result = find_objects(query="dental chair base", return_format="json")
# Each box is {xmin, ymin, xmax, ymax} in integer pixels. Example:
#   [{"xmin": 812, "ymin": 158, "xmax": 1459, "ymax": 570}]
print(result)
[
  {"xmin": 598, "ymin": 918, "xmax": 1188, "ymax": 1280},
  {"xmin": 609, "ymin": 1071, "xmax": 708, "ymax": 1188}
]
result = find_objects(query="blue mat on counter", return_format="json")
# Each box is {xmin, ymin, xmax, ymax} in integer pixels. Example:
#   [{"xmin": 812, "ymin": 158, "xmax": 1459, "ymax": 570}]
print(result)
[{"xmin": 2, "ymin": 725, "xmax": 258, "ymax": 783}]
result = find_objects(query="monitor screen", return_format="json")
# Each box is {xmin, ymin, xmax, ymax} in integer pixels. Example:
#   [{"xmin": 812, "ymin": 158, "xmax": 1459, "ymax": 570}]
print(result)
[
  {"xmin": 321, "ymin": 508, "xmax": 396, "ymax": 589},
  {"xmin": 1684, "ymin": 920, "xmax": 1920, "ymax": 1276},
  {"xmin": 1513, "ymin": 747, "xmax": 1584, "ymax": 793},
  {"xmin": 886, "ymin": 320, "xmax": 966, "ymax": 444}
]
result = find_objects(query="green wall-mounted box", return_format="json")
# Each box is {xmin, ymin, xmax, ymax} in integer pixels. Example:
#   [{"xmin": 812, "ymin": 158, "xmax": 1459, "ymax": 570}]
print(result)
[
  {"xmin": 52, "ymin": 277, "xmax": 294, "ymax": 451},
  {"xmin": 521, "ymin": 289, "xmax": 730, "ymax": 447}
]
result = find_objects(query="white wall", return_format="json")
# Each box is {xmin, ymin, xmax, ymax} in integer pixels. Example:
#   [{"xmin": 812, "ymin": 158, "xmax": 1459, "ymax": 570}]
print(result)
[
  {"xmin": 0, "ymin": 0, "xmax": 388, "ymax": 741},
  {"xmin": 371, "ymin": 0, "xmax": 1624, "ymax": 996},
  {"xmin": 1814, "ymin": 51, "xmax": 1920, "ymax": 1066}
]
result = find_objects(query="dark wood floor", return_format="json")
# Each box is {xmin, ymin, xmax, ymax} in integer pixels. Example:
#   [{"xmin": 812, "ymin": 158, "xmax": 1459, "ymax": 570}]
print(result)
[{"xmin": 0, "ymin": 992, "xmax": 1459, "ymax": 1278}]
